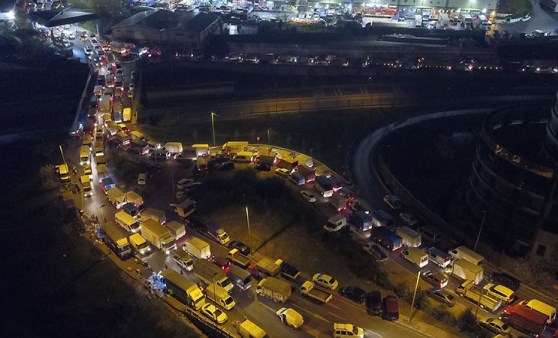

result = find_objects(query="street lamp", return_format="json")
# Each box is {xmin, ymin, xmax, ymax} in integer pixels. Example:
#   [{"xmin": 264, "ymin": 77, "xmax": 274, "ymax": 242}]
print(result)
[
  {"xmin": 267, "ymin": 128, "xmax": 271, "ymax": 144},
  {"xmin": 59, "ymin": 145, "xmax": 67, "ymax": 167},
  {"xmin": 474, "ymin": 210, "xmax": 487, "ymax": 252},
  {"xmin": 408, "ymin": 269, "xmax": 421, "ymax": 323},
  {"xmin": 211, "ymin": 112, "xmax": 218, "ymax": 147},
  {"xmin": 245, "ymin": 206, "xmax": 251, "ymax": 255}
]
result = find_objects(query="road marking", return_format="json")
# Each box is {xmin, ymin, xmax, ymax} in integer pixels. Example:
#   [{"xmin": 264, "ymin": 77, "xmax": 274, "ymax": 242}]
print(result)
[
  {"xmin": 328, "ymin": 302, "xmax": 342, "ymax": 310},
  {"xmin": 312, "ymin": 313, "xmax": 331, "ymax": 323},
  {"xmin": 365, "ymin": 329, "xmax": 383, "ymax": 338},
  {"xmin": 256, "ymin": 300, "xmax": 277, "ymax": 313},
  {"xmin": 327, "ymin": 311, "xmax": 344, "ymax": 320}
]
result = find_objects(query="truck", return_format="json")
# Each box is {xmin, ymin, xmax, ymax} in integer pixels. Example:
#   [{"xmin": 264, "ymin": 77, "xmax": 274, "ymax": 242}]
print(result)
[
  {"xmin": 235, "ymin": 319, "xmax": 268, "ymax": 338},
  {"xmin": 121, "ymin": 202, "xmax": 139, "ymax": 218},
  {"xmin": 401, "ymin": 247, "xmax": 429, "ymax": 267},
  {"xmin": 125, "ymin": 191, "xmax": 143, "ymax": 209},
  {"xmin": 447, "ymin": 259, "xmax": 484, "ymax": 284},
  {"xmin": 206, "ymin": 222, "xmax": 230, "ymax": 245},
  {"xmin": 256, "ymin": 277, "xmax": 292, "ymax": 303},
  {"xmin": 371, "ymin": 209, "xmax": 395, "ymax": 228},
  {"xmin": 276, "ymin": 157, "xmax": 298, "ymax": 171},
  {"xmin": 226, "ymin": 249, "xmax": 251, "ymax": 269},
  {"xmin": 140, "ymin": 207, "xmax": 166, "ymax": 224},
  {"xmin": 100, "ymin": 222, "xmax": 132, "ymax": 259},
  {"xmin": 107, "ymin": 188, "xmax": 126, "ymax": 209},
  {"xmin": 166, "ymin": 220, "xmax": 186, "ymax": 240},
  {"xmin": 122, "ymin": 107, "xmax": 132, "ymax": 123},
  {"xmin": 448, "ymin": 246, "xmax": 484, "ymax": 266},
  {"xmin": 195, "ymin": 157, "xmax": 208, "ymax": 171},
  {"xmin": 520, "ymin": 299, "xmax": 556, "ymax": 324},
  {"xmin": 300, "ymin": 281, "xmax": 333, "ymax": 304},
  {"xmin": 79, "ymin": 145, "xmax": 90, "ymax": 166},
  {"xmin": 415, "ymin": 14, "xmax": 422, "ymax": 27},
  {"xmin": 372, "ymin": 227, "xmax": 403, "ymax": 251},
  {"xmin": 128, "ymin": 233, "xmax": 151, "ymax": 257},
  {"xmin": 257, "ymin": 155, "xmax": 277, "ymax": 166},
  {"xmin": 323, "ymin": 214, "xmax": 348, "ymax": 232},
  {"xmin": 276, "ymin": 259, "xmax": 300, "ymax": 281},
  {"xmin": 141, "ymin": 219, "xmax": 176, "ymax": 254},
  {"xmin": 501, "ymin": 304, "xmax": 548, "ymax": 336},
  {"xmin": 222, "ymin": 141, "xmax": 249, "ymax": 154},
  {"xmin": 130, "ymin": 139, "xmax": 149, "ymax": 155},
  {"xmin": 396, "ymin": 226, "xmax": 422, "ymax": 247},
  {"xmin": 456, "ymin": 280, "xmax": 502, "ymax": 313},
  {"xmin": 174, "ymin": 199, "xmax": 196, "ymax": 218},
  {"xmin": 315, "ymin": 175, "xmax": 334, "ymax": 198},
  {"xmin": 349, "ymin": 211, "xmax": 373, "ymax": 232},
  {"xmin": 80, "ymin": 175, "xmax": 92, "ymax": 197},
  {"xmin": 192, "ymin": 144, "xmax": 210, "ymax": 157},
  {"xmin": 183, "ymin": 236, "xmax": 211, "ymax": 259},
  {"xmin": 115, "ymin": 210, "xmax": 141, "ymax": 233},
  {"xmin": 161, "ymin": 269, "xmax": 206, "ymax": 310},
  {"xmin": 193, "ymin": 259, "xmax": 233, "ymax": 293},
  {"xmin": 98, "ymin": 94, "xmax": 111, "ymax": 114},
  {"xmin": 56, "ymin": 163, "xmax": 70, "ymax": 182},
  {"xmin": 254, "ymin": 257, "xmax": 281, "ymax": 277},
  {"xmin": 233, "ymin": 151, "xmax": 255, "ymax": 163},
  {"xmin": 296, "ymin": 164, "xmax": 316, "ymax": 183},
  {"xmin": 164, "ymin": 142, "xmax": 183, "ymax": 157},
  {"xmin": 329, "ymin": 195, "xmax": 347, "ymax": 211},
  {"xmin": 228, "ymin": 265, "xmax": 253, "ymax": 291}
]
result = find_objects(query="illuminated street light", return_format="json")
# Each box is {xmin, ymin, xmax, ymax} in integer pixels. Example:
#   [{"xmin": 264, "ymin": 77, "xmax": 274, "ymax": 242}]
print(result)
[
  {"xmin": 211, "ymin": 112, "xmax": 218, "ymax": 147},
  {"xmin": 409, "ymin": 269, "xmax": 421, "ymax": 323},
  {"xmin": 473, "ymin": 210, "xmax": 487, "ymax": 252},
  {"xmin": 245, "ymin": 206, "xmax": 251, "ymax": 256}
]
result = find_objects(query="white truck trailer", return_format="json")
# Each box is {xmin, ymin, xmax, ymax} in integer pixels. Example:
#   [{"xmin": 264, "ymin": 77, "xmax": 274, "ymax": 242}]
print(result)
[
  {"xmin": 183, "ymin": 237, "xmax": 211, "ymax": 259},
  {"xmin": 140, "ymin": 219, "xmax": 176, "ymax": 254},
  {"xmin": 256, "ymin": 277, "xmax": 292, "ymax": 303},
  {"xmin": 447, "ymin": 259, "xmax": 484, "ymax": 284},
  {"xmin": 395, "ymin": 226, "xmax": 422, "ymax": 247}
]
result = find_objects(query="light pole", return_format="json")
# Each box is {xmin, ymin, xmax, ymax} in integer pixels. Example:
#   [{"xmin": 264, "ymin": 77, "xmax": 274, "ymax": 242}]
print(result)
[
  {"xmin": 213, "ymin": 272, "xmax": 218, "ymax": 301},
  {"xmin": 100, "ymin": 204, "xmax": 106, "ymax": 223},
  {"xmin": 211, "ymin": 112, "xmax": 218, "ymax": 147},
  {"xmin": 474, "ymin": 210, "xmax": 487, "ymax": 252},
  {"xmin": 245, "ymin": 206, "xmax": 251, "ymax": 255},
  {"xmin": 267, "ymin": 128, "xmax": 271, "ymax": 144},
  {"xmin": 59, "ymin": 145, "xmax": 67, "ymax": 167},
  {"xmin": 408, "ymin": 269, "xmax": 421, "ymax": 323}
]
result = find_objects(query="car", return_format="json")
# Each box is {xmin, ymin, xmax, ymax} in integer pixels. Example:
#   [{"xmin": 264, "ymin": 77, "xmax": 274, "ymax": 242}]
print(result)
[
  {"xmin": 83, "ymin": 46, "xmax": 92, "ymax": 55},
  {"xmin": 213, "ymin": 256, "xmax": 231, "ymax": 273},
  {"xmin": 171, "ymin": 250, "xmax": 193, "ymax": 272},
  {"xmin": 201, "ymin": 304, "xmax": 228, "ymax": 325},
  {"xmin": 275, "ymin": 168, "xmax": 290, "ymax": 178},
  {"xmin": 228, "ymin": 240, "xmax": 250, "ymax": 256},
  {"xmin": 339, "ymin": 286, "xmax": 366, "ymax": 304},
  {"xmin": 68, "ymin": 32, "xmax": 75, "ymax": 40},
  {"xmin": 491, "ymin": 272, "xmax": 520, "ymax": 291},
  {"xmin": 399, "ymin": 212, "xmax": 418, "ymax": 226},
  {"xmin": 83, "ymin": 165, "xmax": 92, "ymax": 178},
  {"xmin": 363, "ymin": 243, "xmax": 389, "ymax": 262},
  {"xmin": 365, "ymin": 291, "xmax": 383, "ymax": 316},
  {"xmin": 312, "ymin": 273, "xmax": 338, "ymax": 290},
  {"xmin": 478, "ymin": 317, "xmax": 510, "ymax": 335},
  {"xmin": 130, "ymin": 70, "xmax": 136, "ymax": 81},
  {"xmin": 427, "ymin": 289, "xmax": 456, "ymax": 307},
  {"xmin": 383, "ymin": 295, "xmax": 399, "ymax": 321},
  {"xmin": 137, "ymin": 173, "xmax": 147, "ymax": 185},
  {"xmin": 128, "ymin": 88, "xmax": 135, "ymax": 99},
  {"xmin": 483, "ymin": 283, "xmax": 515, "ymax": 304},
  {"xmin": 421, "ymin": 270, "xmax": 448, "ymax": 288},
  {"xmin": 333, "ymin": 323, "xmax": 364, "ymax": 338},
  {"xmin": 300, "ymin": 190, "xmax": 316, "ymax": 203},
  {"xmin": 255, "ymin": 163, "xmax": 271, "ymax": 171},
  {"xmin": 276, "ymin": 307, "xmax": 304, "ymax": 329},
  {"xmin": 279, "ymin": 261, "xmax": 300, "ymax": 281},
  {"xmin": 128, "ymin": 83, "xmax": 135, "ymax": 92},
  {"xmin": 99, "ymin": 177, "xmax": 116, "ymax": 194}
]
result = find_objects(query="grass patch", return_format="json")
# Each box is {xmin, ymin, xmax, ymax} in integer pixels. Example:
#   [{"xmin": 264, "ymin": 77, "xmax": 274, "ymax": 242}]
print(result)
[{"xmin": 498, "ymin": 0, "xmax": 533, "ymax": 17}]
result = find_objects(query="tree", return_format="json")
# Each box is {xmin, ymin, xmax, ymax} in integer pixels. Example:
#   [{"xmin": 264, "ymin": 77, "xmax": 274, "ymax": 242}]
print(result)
[{"xmin": 39, "ymin": 164, "xmax": 59, "ymax": 191}]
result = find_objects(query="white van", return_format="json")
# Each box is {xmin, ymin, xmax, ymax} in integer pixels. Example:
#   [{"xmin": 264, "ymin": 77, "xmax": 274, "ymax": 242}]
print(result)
[
  {"xmin": 426, "ymin": 247, "xmax": 452, "ymax": 268},
  {"xmin": 206, "ymin": 283, "xmax": 236, "ymax": 310},
  {"xmin": 171, "ymin": 249, "xmax": 194, "ymax": 272},
  {"xmin": 128, "ymin": 233, "xmax": 152, "ymax": 256},
  {"xmin": 402, "ymin": 247, "xmax": 429, "ymax": 268},
  {"xmin": 448, "ymin": 246, "xmax": 484, "ymax": 266}
]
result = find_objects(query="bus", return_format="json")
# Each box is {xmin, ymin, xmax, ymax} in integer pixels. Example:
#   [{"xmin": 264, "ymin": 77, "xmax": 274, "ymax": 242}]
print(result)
[{"xmin": 79, "ymin": 145, "xmax": 90, "ymax": 166}]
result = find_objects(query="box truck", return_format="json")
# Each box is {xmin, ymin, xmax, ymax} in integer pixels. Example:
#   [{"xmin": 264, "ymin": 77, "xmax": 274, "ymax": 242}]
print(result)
[
  {"xmin": 501, "ymin": 304, "xmax": 548, "ymax": 336},
  {"xmin": 141, "ymin": 219, "xmax": 176, "ymax": 254},
  {"xmin": 115, "ymin": 210, "xmax": 141, "ymax": 233},
  {"xmin": 402, "ymin": 247, "xmax": 428, "ymax": 267},
  {"xmin": 372, "ymin": 227, "xmax": 403, "ymax": 251},
  {"xmin": 205, "ymin": 283, "xmax": 236, "ymax": 310},
  {"xmin": 396, "ymin": 226, "xmax": 422, "ymax": 247},
  {"xmin": 228, "ymin": 265, "xmax": 253, "ymax": 291},
  {"xmin": 140, "ymin": 207, "xmax": 166, "ymax": 224},
  {"xmin": 447, "ymin": 259, "xmax": 484, "ymax": 284},
  {"xmin": 448, "ymin": 246, "xmax": 484, "ymax": 266},
  {"xmin": 222, "ymin": 141, "xmax": 248, "ymax": 154},
  {"xmin": 193, "ymin": 259, "xmax": 233, "ymax": 293},
  {"xmin": 315, "ymin": 175, "xmax": 334, "ymax": 198},
  {"xmin": 183, "ymin": 237, "xmax": 211, "ymax": 259},
  {"xmin": 166, "ymin": 220, "xmax": 186, "ymax": 240},
  {"xmin": 256, "ymin": 277, "xmax": 292, "ymax": 303},
  {"xmin": 162, "ymin": 269, "xmax": 205, "ymax": 310},
  {"xmin": 100, "ymin": 222, "xmax": 132, "ymax": 259},
  {"xmin": 371, "ymin": 209, "xmax": 394, "ymax": 228},
  {"xmin": 107, "ymin": 188, "xmax": 126, "ymax": 209},
  {"xmin": 174, "ymin": 199, "xmax": 196, "ymax": 218}
]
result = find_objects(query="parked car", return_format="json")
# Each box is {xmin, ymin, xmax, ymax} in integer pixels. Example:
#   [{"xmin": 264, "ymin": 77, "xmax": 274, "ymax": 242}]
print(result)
[
  {"xmin": 399, "ymin": 212, "xmax": 418, "ymax": 226},
  {"xmin": 300, "ymin": 190, "xmax": 316, "ymax": 203},
  {"xmin": 421, "ymin": 270, "xmax": 448, "ymax": 289},
  {"xmin": 312, "ymin": 273, "xmax": 338, "ymax": 290},
  {"xmin": 478, "ymin": 317, "xmax": 510, "ymax": 335},
  {"xmin": 339, "ymin": 286, "xmax": 366, "ymax": 304},
  {"xmin": 365, "ymin": 291, "xmax": 383, "ymax": 316},
  {"xmin": 228, "ymin": 240, "xmax": 250, "ymax": 256},
  {"xmin": 255, "ymin": 163, "xmax": 271, "ymax": 171},
  {"xmin": 213, "ymin": 256, "xmax": 231, "ymax": 273},
  {"xmin": 333, "ymin": 323, "xmax": 364, "ymax": 338},
  {"xmin": 427, "ymin": 289, "xmax": 456, "ymax": 307},
  {"xmin": 137, "ymin": 173, "xmax": 147, "ymax": 185},
  {"xmin": 363, "ymin": 243, "xmax": 389, "ymax": 262},
  {"xmin": 275, "ymin": 168, "xmax": 290, "ymax": 178},
  {"xmin": 490, "ymin": 272, "xmax": 520, "ymax": 291},
  {"xmin": 201, "ymin": 304, "xmax": 228, "ymax": 325},
  {"xmin": 383, "ymin": 295, "xmax": 399, "ymax": 321}
]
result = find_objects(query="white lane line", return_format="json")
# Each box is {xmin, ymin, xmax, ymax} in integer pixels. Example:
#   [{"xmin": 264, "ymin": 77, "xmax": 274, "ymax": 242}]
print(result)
[
  {"xmin": 327, "ymin": 311, "xmax": 344, "ymax": 320},
  {"xmin": 365, "ymin": 329, "xmax": 383, "ymax": 338}
]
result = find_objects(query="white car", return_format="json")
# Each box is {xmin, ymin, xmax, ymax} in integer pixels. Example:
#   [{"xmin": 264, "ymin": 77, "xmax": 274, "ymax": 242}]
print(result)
[
  {"xmin": 478, "ymin": 317, "xmax": 510, "ymax": 335},
  {"xmin": 68, "ymin": 32, "xmax": 75, "ymax": 40},
  {"xmin": 399, "ymin": 212, "xmax": 418, "ymax": 226},
  {"xmin": 300, "ymin": 190, "xmax": 316, "ymax": 203},
  {"xmin": 201, "ymin": 304, "xmax": 228, "ymax": 325},
  {"xmin": 83, "ymin": 46, "xmax": 92, "ymax": 55},
  {"xmin": 137, "ymin": 173, "xmax": 147, "ymax": 185},
  {"xmin": 312, "ymin": 273, "xmax": 338, "ymax": 290},
  {"xmin": 275, "ymin": 168, "xmax": 290, "ymax": 178},
  {"xmin": 276, "ymin": 307, "xmax": 304, "ymax": 329},
  {"xmin": 333, "ymin": 323, "xmax": 364, "ymax": 338}
]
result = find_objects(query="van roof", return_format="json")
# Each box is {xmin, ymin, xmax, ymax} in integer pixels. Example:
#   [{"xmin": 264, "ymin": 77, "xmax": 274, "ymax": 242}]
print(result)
[{"xmin": 129, "ymin": 233, "xmax": 146, "ymax": 244}]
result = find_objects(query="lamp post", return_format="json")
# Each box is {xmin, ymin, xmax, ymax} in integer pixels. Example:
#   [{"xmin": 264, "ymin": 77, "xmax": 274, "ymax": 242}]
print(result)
[
  {"xmin": 267, "ymin": 129, "xmax": 271, "ymax": 144},
  {"xmin": 474, "ymin": 210, "xmax": 487, "ymax": 252},
  {"xmin": 213, "ymin": 272, "xmax": 218, "ymax": 302},
  {"xmin": 408, "ymin": 269, "xmax": 421, "ymax": 323},
  {"xmin": 59, "ymin": 145, "xmax": 67, "ymax": 167},
  {"xmin": 100, "ymin": 204, "xmax": 106, "ymax": 223},
  {"xmin": 245, "ymin": 206, "xmax": 251, "ymax": 255},
  {"xmin": 211, "ymin": 112, "xmax": 218, "ymax": 147}
]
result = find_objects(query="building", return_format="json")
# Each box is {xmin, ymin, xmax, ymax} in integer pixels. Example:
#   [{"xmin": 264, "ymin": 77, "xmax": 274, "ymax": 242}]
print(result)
[
  {"xmin": 466, "ymin": 97, "xmax": 558, "ymax": 260},
  {"xmin": 111, "ymin": 9, "xmax": 221, "ymax": 49}
]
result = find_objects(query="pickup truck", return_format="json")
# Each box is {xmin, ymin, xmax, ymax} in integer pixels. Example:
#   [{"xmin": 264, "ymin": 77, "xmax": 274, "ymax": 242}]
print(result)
[
  {"xmin": 276, "ymin": 259, "xmax": 300, "ymax": 281},
  {"xmin": 300, "ymin": 281, "xmax": 332, "ymax": 304},
  {"xmin": 226, "ymin": 249, "xmax": 251, "ymax": 269}
]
